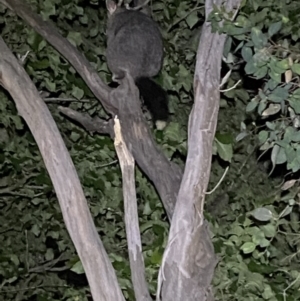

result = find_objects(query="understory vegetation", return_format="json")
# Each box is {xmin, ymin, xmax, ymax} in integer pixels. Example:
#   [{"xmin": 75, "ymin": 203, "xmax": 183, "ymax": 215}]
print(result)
[{"xmin": 1, "ymin": 0, "xmax": 300, "ymax": 300}]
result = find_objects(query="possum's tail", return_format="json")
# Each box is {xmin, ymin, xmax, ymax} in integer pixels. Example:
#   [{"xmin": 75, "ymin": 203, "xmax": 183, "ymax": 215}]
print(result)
[{"xmin": 135, "ymin": 77, "xmax": 169, "ymax": 130}]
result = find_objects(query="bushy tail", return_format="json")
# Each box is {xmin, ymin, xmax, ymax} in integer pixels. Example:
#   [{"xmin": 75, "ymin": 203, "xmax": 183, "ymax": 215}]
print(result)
[{"xmin": 135, "ymin": 77, "xmax": 168, "ymax": 130}]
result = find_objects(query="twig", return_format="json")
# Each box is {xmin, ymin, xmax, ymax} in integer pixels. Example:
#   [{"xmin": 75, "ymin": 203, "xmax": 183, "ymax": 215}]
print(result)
[
  {"xmin": 44, "ymin": 97, "xmax": 90, "ymax": 103},
  {"xmin": 220, "ymin": 79, "xmax": 241, "ymax": 92},
  {"xmin": 206, "ymin": 166, "xmax": 229, "ymax": 195}
]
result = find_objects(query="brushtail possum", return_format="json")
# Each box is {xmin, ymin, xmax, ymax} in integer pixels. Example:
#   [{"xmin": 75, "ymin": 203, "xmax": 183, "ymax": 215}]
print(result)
[{"xmin": 105, "ymin": 0, "xmax": 169, "ymax": 130}]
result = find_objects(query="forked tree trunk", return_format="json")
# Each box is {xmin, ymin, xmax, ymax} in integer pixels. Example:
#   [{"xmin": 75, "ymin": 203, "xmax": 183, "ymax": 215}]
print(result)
[{"xmin": 0, "ymin": 0, "xmax": 241, "ymax": 300}]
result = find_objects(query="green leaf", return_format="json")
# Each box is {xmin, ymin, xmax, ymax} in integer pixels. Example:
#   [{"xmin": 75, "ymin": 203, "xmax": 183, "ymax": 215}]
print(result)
[
  {"xmin": 268, "ymin": 87, "xmax": 289, "ymax": 103},
  {"xmin": 245, "ymin": 59, "xmax": 257, "ymax": 74},
  {"xmin": 253, "ymin": 66, "xmax": 268, "ymax": 79},
  {"xmin": 163, "ymin": 122, "xmax": 184, "ymax": 143},
  {"xmin": 241, "ymin": 242, "xmax": 256, "ymax": 254},
  {"xmin": 291, "ymin": 63, "xmax": 300, "ymax": 75},
  {"xmin": 71, "ymin": 86, "xmax": 84, "ymax": 100},
  {"xmin": 246, "ymin": 99, "xmax": 258, "ymax": 112},
  {"xmin": 251, "ymin": 208, "xmax": 273, "ymax": 222},
  {"xmin": 71, "ymin": 260, "xmax": 85, "ymax": 274},
  {"xmin": 289, "ymin": 98, "xmax": 300, "ymax": 114},
  {"xmin": 150, "ymin": 248, "xmax": 163, "ymax": 264},
  {"xmin": 44, "ymin": 78, "xmax": 56, "ymax": 92},
  {"xmin": 29, "ymin": 59, "xmax": 50, "ymax": 70},
  {"xmin": 67, "ymin": 31, "xmax": 83, "ymax": 47},
  {"xmin": 45, "ymin": 248, "xmax": 54, "ymax": 261},
  {"xmin": 272, "ymin": 145, "xmax": 287, "ymax": 165},
  {"xmin": 261, "ymin": 224, "xmax": 276, "ymax": 238},
  {"xmin": 215, "ymin": 133, "xmax": 233, "ymax": 144},
  {"xmin": 262, "ymin": 285, "xmax": 275, "ymax": 300},
  {"xmin": 31, "ymin": 224, "xmax": 41, "ymax": 236},
  {"xmin": 215, "ymin": 139, "xmax": 233, "ymax": 162},
  {"xmin": 186, "ymin": 11, "xmax": 198, "ymax": 29},
  {"xmin": 276, "ymin": 58, "xmax": 289, "ymax": 70},
  {"xmin": 236, "ymin": 132, "xmax": 249, "ymax": 142},
  {"xmin": 268, "ymin": 21, "xmax": 282, "ymax": 37},
  {"xmin": 258, "ymin": 130, "xmax": 268, "ymax": 144},
  {"xmin": 251, "ymin": 27, "xmax": 267, "ymax": 48},
  {"xmin": 241, "ymin": 47, "xmax": 253, "ymax": 62}
]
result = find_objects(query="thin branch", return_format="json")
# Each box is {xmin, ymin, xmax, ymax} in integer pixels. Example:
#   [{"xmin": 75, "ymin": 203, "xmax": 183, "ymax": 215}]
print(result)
[
  {"xmin": 58, "ymin": 106, "xmax": 115, "ymax": 137},
  {"xmin": 44, "ymin": 97, "xmax": 90, "ymax": 103},
  {"xmin": 114, "ymin": 96, "xmax": 151, "ymax": 301},
  {"xmin": 206, "ymin": 166, "xmax": 229, "ymax": 195}
]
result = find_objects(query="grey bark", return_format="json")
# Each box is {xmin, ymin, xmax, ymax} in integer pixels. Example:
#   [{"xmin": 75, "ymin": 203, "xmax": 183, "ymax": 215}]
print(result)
[{"xmin": 0, "ymin": 36, "xmax": 125, "ymax": 301}]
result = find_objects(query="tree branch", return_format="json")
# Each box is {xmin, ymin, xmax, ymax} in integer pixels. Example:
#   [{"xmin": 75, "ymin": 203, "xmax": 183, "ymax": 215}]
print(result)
[
  {"xmin": 0, "ymin": 36, "xmax": 124, "ymax": 301},
  {"xmin": 114, "ymin": 107, "xmax": 151, "ymax": 301},
  {"xmin": 159, "ymin": 0, "xmax": 242, "ymax": 300}
]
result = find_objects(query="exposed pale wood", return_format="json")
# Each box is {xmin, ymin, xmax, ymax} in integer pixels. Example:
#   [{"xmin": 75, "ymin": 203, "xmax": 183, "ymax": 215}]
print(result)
[{"xmin": 114, "ymin": 81, "xmax": 151, "ymax": 300}]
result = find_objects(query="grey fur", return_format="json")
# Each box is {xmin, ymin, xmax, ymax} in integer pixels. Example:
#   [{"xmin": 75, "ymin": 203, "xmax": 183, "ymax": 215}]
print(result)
[{"xmin": 106, "ymin": 0, "xmax": 163, "ymax": 81}]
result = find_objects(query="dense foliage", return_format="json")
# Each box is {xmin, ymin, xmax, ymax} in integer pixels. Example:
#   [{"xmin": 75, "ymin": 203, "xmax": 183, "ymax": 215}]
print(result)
[{"xmin": 0, "ymin": 0, "xmax": 300, "ymax": 300}]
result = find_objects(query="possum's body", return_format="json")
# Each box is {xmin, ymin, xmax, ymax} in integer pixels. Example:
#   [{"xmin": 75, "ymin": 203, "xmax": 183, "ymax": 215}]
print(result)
[
  {"xmin": 106, "ymin": 8, "xmax": 163, "ymax": 80},
  {"xmin": 106, "ymin": 1, "xmax": 168, "ymax": 129}
]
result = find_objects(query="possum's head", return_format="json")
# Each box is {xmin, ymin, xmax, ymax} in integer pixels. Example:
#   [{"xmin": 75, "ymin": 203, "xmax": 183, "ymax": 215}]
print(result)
[
  {"xmin": 106, "ymin": 0, "xmax": 151, "ymax": 18},
  {"xmin": 106, "ymin": 0, "xmax": 123, "ymax": 17}
]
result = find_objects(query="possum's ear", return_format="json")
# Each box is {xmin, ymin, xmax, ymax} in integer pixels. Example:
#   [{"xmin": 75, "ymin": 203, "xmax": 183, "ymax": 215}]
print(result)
[{"xmin": 106, "ymin": 0, "xmax": 118, "ymax": 15}]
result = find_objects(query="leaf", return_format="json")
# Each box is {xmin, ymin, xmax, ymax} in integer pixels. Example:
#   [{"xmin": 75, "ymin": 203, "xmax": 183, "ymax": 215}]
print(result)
[
  {"xmin": 241, "ymin": 47, "xmax": 253, "ymax": 62},
  {"xmin": 236, "ymin": 132, "xmax": 249, "ymax": 142},
  {"xmin": 245, "ymin": 59, "xmax": 257, "ymax": 74},
  {"xmin": 215, "ymin": 139, "xmax": 233, "ymax": 162},
  {"xmin": 268, "ymin": 86, "xmax": 289, "ymax": 103},
  {"xmin": 251, "ymin": 27, "xmax": 267, "ymax": 48},
  {"xmin": 280, "ymin": 205, "xmax": 293, "ymax": 218},
  {"xmin": 262, "ymin": 103, "xmax": 281, "ymax": 116},
  {"xmin": 186, "ymin": 11, "xmax": 198, "ymax": 29},
  {"xmin": 44, "ymin": 78, "xmax": 56, "ymax": 92},
  {"xmin": 246, "ymin": 99, "xmax": 258, "ymax": 112},
  {"xmin": 45, "ymin": 248, "xmax": 54, "ymax": 261},
  {"xmin": 215, "ymin": 133, "xmax": 233, "ymax": 144},
  {"xmin": 251, "ymin": 208, "xmax": 273, "ymax": 222},
  {"xmin": 150, "ymin": 248, "xmax": 163, "ymax": 264},
  {"xmin": 281, "ymin": 179, "xmax": 297, "ymax": 190},
  {"xmin": 241, "ymin": 242, "xmax": 256, "ymax": 254},
  {"xmin": 254, "ymin": 65, "xmax": 268, "ymax": 79},
  {"xmin": 261, "ymin": 224, "xmax": 276, "ymax": 238},
  {"xmin": 258, "ymin": 130, "xmax": 268, "ymax": 144},
  {"xmin": 71, "ymin": 86, "xmax": 84, "ymax": 100},
  {"xmin": 29, "ymin": 59, "xmax": 50, "ymax": 70},
  {"xmin": 258, "ymin": 100, "xmax": 267, "ymax": 115},
  {"xmin": 274, "ymin": 145, "xmax": 287, "ymax": 164},
  {"xmin": 291, "ymin": 63, "xmax": 300, "ymax": 75},
  {"xmin": 31, "ymin": 224, "xmax": 41, "ymax": 237},
  {"xmin": 67, "ymin": 31, "xmax": 83, "ymax": 47},
  {"xmin": 289, "ymin": 99, "xmax": 300, "ymax": 114},
  {"xmin": 71, "ymin": 260, "xmax": 85, "ymax": 274},
  {"xmin": 261, "ymin": 103, "xmax": 281, "ymax": 116},
  {"xmin": 268, "ymin": 21, "xmax": 282, "ymax": 37},
  {"xmin": 262, "ymin": 285, "xmax": 274, "ymax": 300},
  {"xmin": 163, "ymin": 122, "xmax": 184, "ymax": 143}
]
